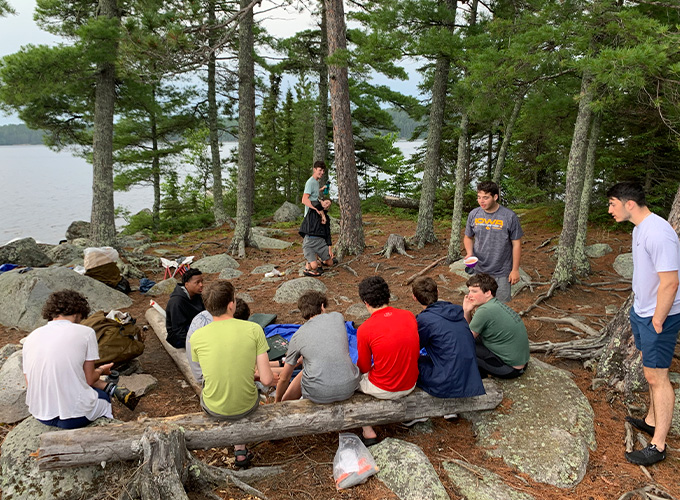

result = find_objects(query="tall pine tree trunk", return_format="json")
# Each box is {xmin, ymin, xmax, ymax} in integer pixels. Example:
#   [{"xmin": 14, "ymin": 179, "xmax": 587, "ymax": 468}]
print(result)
[
  {"xmin": 492, "ymin": 92, "xmax": 524, "ymax": 184},
  {"xmin": 573, "ymin": 112, "xmax": 602, "ymax": 276},
  {"xmin": 551, "ymin": 72, "xmax": 594, "ymax": 288},
  {"xmin": 90, "ymin": 0, "xmax": 119, "ymax": 245},
  {"xmin": 447, "ymin": 111, "xmax": 469, "ymax": 262},
  {"xmin": 314, "ymin": 0, "xmax": 329, "ymax": 166},
  {"xmin": 325, "ymin": 0, "xmax": 364, "ymax": 257},
  {"xmin": 208, "ymin": 0, "xmax": 228, "ymax": 226},
  {"xmin": 150, "ymin": 90, "xmax": 161, "ymax": 230},
  {"xmin": 412, "ymin": 0, "xmax": 456, "ymax": 249},
  {"xmin": 229, "ymin": 0, "xmax": 255, "ymax": 258}
]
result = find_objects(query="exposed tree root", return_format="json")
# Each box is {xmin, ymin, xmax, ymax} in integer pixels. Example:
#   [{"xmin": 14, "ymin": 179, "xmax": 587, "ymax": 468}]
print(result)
[
  {"xmin": 617, "ymin": 484, "xmax": 678, "ymax": 500},
  {"xmin": 403, "ymin": 256, "xmax": 447, "ymax": 285},
  {"xmin": 519, "ymin": 282, "xmax": 557, "ymax": 316},
  {"xmin": 529, "ymin": 333, "xmax": 608, "ymax": 360},
  {"xmin": 530, "ymin": 316, "xmax": 600, "ymax": 336},
  {"xmin": 121, "ymin": 424, "xmax": 282, "ymax": 500},
  {"xmin": 378, "ymin": 234, "xmax": 414, "ymax": 259}
]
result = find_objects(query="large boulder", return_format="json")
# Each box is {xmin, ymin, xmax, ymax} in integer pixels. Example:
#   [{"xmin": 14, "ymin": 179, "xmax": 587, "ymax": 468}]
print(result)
[
  {"xmin": 0, "ymin": 344, "xmax": 22, "ymax": 370},
  {"xmin": 370, "ymin": 438, "xmax": 449, "ymax": 500},
  {"xmin": 193, "ymin": 254, "xmax": 240, "ymax": 273},
  {"xmin": 443, "ymin": 459, "xmax": 536, "ymax": 500},
  {"xmin": 273, "ymin": 201, "xmax": 302, "ymax": 222},
  {"xmin": 462, "ymin": 358, "xmax": 595, "ymax": 488},
  {"xmin": 0, "ymin": 350, "xmax": 29, "ymax": 424},
  {"xmin": 45, "ymin": 243, "xmax": 83, "ymax": 265},
  {"xmin": 345, "ymin": 303, "xmax": 370, "ymax": 321},
  {"xmin": 145, "ymin": 277, "xmax": 178, "ymax": 297},
  {"xmin": 1, "ymin": 417, "xmax": 130, "ymax": 500},
  {"xmin": 251, "ymin": 233, "xmax": 293, "ymax": 250},
  {"xmin": 273, "ymin": 277, "xmax": 327, "ymax": 304},
  {"xmin": 448, "ymin": 262, "xmax": 531, "ymax": 298},
  {"xmin": 613, "ymin": 253, "xmax": 634, "ymax": 279},
  {"xmin": 218, "ymin": 268, "xmax": 243, "ymax": 280},
  {"xmin": 65, "ymin": 220, "xmax": 91, "ymax": 241},
  {"xmin": 0, "ymin": 267, "xmax": 132, "ymax": 332},
  {"xmin": 585, "ymin": 243, "xmax": 613, "ymax": 259},
  {"xmin": 0, "ymin": 238, "xmax": 52, "ymax": 267}
]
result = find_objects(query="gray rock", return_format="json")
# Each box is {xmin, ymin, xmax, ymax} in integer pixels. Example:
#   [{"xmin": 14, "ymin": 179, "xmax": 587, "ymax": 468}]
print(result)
[
  {"xmin": 0, "ymin": 351, "xmax": 29, "ymax": 424},
  {"xmin": 510, "ymin": 268, "xmax": 532, "ymax": 298},
  {"xmin": 672, "ymin": 385, "xmax": 680, "ymax": 436},
  {"xmin": 251, "ymin": 264, "xmax": 277, "ymax": 275},
  {"xmin": 585, "ymin": 243, "xmax": 613, "ymax": 259},
  {"xmin": 251, "ymin": 226, "xmax": 286, "ymax": 238},
  {"xmin": 194, "ymin": 254, "xmax": 240, "ymax": 273},
  {"xmin": 443, "ymin": 459, "xmax": 536, "ymax": 500},
  {"xmin": 45, "ymin": 243, "xmax": 83, "ymax": 265},
  {"xmin": 251, "ymin": 233, "xmax": 292, "ymax": 250},
  {"xmin": 371, "ymin": 438, "xmax": 449, "ymax": 500},
  {"xmin": 0, "ymin": 344, "xmax": 22, "ymax": 371},
  {"xmin": 218, "ymin": 268, "xmax": 243, "ymax": 280},
  {"xmin": 146, "ymin": 277, "xmax": 178, "ymax": 297},
  {"xmin": 70, "ymin": 237, "xmax": 95, "ymax": 249},
  {"xmin": 0, "ymin": 238, "xmax": 52, "ymax": 267},
  {"xmin": 118, "ymin": 374, "xmax": 157, "ymax": 396},
  {"xmin": 462, "ymin": 358, "xmax": 595, "ymax": 488},
  {"xmin": 65, "ymin": 220, "xmax": 91, "ymax": 241},
  {"xmin": 273, "ymin": 277, "xmax": 327, "ymax": 304},
  {"xmin": 115, "ymin": 232, "xmax": 151, "ymax": 249},
  {"xmin": 236, "ymin": 292, "xmax": 254, "ymax": 303},
  {"xmin": 345, "ymin": 303, "xmax": 370, "ymax": 321},
  {"xmin": 118, "ymin": 260, "xmax": 145, "ymax": 280},
  {"xmin": 1, "ymin": 417, "xmax": 129, "ymax": 500},
  {"xmin": 605, "ymin": 304, "xmax": 618, "ymax": 315},
  {"xmin": 448, "ymin": 262, "xmax": 531, "ymax": 299},
  {"xmin": 0, "ymin": 267, "xmax": 132, "ymax": 332},
  {"xmin": 449, "ymin": 259, "xmax": 472, "ymax": 279},
  {"xmin": 273, "ymin": 201, "xmax": 302, "ymax": 222},
  {"xmin": 613, "ymin": 253, "xmax": 634, "ymax": 279}
]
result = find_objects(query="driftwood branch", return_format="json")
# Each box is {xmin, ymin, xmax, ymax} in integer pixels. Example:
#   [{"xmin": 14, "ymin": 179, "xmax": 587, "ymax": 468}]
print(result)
[
  {"xmin": 38, "ymin": 381, "xmax": 502, "ymax": 470},
  {"xmin": 404, "ymin": 256, "xmax": 447, "ymax": 286},
  {"xmin": 530, "ymin": 316, "xmax": 600, "ymax": 336},
  {"xmin": 146, "ymin": 308, "xmax": 202, "ymax": 397}
]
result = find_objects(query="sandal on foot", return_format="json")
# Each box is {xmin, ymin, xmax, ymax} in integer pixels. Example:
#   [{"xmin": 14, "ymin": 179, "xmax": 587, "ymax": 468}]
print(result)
[
  {"xmin": 360, "ymin": 435, "xmax": 380, "ymax": 447},
  {"xmin": 234, "ymin": 449, "xmax": 254, "ymax": 468},
  {"xmin": 303, "ymin": 269, "xmax": 322, "ymax": 277},
  {"xmin": 625, "ymin": 416, "xmax": 655, "ymax": 436}
]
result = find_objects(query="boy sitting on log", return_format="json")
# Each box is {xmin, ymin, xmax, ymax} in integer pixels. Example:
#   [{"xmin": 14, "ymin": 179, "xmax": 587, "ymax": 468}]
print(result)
[
  {"xmin": 275, "ymin": 291, "xmax": 359, "ymax": 403},
  {"xmin": 22, "ymin": 290, "xmax": 138, "ymax": 430},
  {"xmin": 356, "ymin": 276, "xmax": 420, "ymax": 446},
  {"xmin": 190, "ymin": 280, "xmax": 275, "ymax": 468}
]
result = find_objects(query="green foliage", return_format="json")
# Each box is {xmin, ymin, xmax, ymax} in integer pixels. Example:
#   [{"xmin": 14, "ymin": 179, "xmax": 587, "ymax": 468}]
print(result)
[{"xmin": 0, "ymin": 124, "xmax": 44, "ymax": 145}]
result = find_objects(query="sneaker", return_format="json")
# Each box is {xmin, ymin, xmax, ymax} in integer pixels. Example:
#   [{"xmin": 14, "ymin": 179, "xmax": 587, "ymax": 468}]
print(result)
[
  {"xmin": 625, "ymin": 416, "xmax": 655, "ymax": 437},
  {"xmin": 443, "ymin": 413, "xmax": 458, "ymax": 421},
  {"xmin": 625, "ymin": 443, "xmax": 666, "ymax": 466},
  {"xmin": 114, "ymin": 387, "xmax": 141, "ymax": 411},
  {"xmin": 402, "ymin": 417, "xmax": 429, "ymax": 427}
]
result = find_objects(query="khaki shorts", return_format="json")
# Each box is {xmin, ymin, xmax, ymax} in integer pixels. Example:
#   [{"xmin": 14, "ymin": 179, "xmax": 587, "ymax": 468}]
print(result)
[{"xmin": 358, "ymin": 373, "xmax": 415, "ymax": 400}]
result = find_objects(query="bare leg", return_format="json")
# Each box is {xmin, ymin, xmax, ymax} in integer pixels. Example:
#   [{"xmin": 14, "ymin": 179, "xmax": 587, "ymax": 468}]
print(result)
[
  {"xmin": 644, "ymin": 366, "xmax": 674, "ymax": 450},
  {"xmin": 362, "ymin": 426, "xmax": 377, "ymax": 439},
  {"xmin": 281, "ymin": 371, "xmax": 303, "ymax": 401}
]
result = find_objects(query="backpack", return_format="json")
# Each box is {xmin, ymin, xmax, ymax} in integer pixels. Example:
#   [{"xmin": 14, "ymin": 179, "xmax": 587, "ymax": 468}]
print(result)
[{"xmin": 81, "ymin": 311, "xmax": 145, "ymax": 366}]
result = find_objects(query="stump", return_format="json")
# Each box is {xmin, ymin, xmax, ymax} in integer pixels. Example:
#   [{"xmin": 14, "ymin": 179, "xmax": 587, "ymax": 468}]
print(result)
[{"xmin": 379, "ymin": 234, "xmax": 414, "ymax": 259}]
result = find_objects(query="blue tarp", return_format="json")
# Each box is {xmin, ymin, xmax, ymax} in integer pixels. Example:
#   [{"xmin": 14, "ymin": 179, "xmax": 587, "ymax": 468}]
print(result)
[{"xmin": 264, "ymin": 321, "xmax": 359, "ymax": 364}]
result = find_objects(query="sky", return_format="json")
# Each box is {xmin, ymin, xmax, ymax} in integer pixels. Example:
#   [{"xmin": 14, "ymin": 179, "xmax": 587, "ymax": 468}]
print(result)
[{"xmin": 0, "ymin": 0, "xmax": 421, "ymax": 126}]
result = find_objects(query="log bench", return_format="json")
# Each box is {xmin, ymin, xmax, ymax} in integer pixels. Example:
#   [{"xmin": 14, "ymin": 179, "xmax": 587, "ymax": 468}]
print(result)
[{"xmin": 37, "ymin": 379, "xmax": 502, "ymax": 470}]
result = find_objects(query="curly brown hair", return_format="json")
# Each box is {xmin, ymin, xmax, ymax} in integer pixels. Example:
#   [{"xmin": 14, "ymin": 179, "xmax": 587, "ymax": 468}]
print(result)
[{"xmin": 41, "ymin": 290, "xmax": 91, "ymax": 321}]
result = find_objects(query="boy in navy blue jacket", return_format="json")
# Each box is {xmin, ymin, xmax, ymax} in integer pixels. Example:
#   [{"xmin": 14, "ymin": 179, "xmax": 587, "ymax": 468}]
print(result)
[{"xmin": 412, "ymin": 277, "xmax": 485, "ymax": 399}]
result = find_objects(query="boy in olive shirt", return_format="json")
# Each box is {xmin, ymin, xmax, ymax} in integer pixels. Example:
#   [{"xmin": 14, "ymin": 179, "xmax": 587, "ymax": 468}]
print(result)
[{"xmin": 462, "ymin": 273, "xmax": 529, "ymax": 379}]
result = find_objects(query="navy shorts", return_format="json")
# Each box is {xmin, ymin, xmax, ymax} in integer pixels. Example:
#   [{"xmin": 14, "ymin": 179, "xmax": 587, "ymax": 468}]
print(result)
[{"xmin": 630, "ymin": 309, "xmax": 680, "ymax": 369}]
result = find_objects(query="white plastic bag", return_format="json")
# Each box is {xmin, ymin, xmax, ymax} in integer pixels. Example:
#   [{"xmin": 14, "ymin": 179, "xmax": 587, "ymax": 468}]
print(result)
[{"xmin": 332, "ymin": 433, "xmax": 379, "ymax": 490}]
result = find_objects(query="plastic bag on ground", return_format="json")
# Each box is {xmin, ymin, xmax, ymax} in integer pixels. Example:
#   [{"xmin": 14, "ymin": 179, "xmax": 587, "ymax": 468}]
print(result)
[{"xmin": 333, "ymin": 433, "xmax": 379, "ymax": 490}]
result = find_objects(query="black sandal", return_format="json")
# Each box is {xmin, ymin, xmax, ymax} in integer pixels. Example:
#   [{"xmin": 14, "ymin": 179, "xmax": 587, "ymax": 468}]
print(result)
[{"xmin": 234, "ymin": 448, "xmax": 254, "ymax": 468}]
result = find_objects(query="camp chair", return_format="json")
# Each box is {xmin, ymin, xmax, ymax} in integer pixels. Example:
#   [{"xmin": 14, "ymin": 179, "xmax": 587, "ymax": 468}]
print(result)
[{"xmin": 160, "ymin": 258, "xmax": 179, "ymax": 280}]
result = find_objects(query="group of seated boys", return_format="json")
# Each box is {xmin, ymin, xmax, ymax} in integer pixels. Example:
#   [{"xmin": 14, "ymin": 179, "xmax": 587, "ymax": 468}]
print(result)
[{"xmin": 21, "ymin": 270, "xmax": 529, "ymax": 470}]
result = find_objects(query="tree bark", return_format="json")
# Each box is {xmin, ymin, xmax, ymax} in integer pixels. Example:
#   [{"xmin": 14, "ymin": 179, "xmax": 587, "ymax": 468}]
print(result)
[
  {"xmin": 573, "ymin": 112, "xmax": 602, "ymax": 276},
  {"xmin": 229, "ymin": 0, "xmax": 256, "ymax": 258},
  {"xmin": 208, "ymin": 0, "xmax": 228, "ymax": 226},
  {"xmin": 412, "ymin": 0, "xmax": 456, "ymax": 249},
  {"xmin": 551, "ymin": 72, "xmax": 594, "ymax": 288},
  {"xmin": 314, "ymin": 0, "xmax": 329, "ymax": 166},
  {"xmin": 383, "ymin": 195, "xmax": 419, "ymax": 209},
  {"xmin": 447, "ymin": 110, "xmax": 469, "ymax": 263},
  {"xmin": 38, "ymin": 380, "xmax": 502, "ymax": 469},
  {"xmin": 90, "ymin": 0, "xmax": 119, "ymax": 245},
  {"xmin": 150, "ymin": 86, "xmax": 161, "ymax": 229},
  {"xmin": 325, "ymin": 0, "xmax": 364, "ymax": 257},
  {"xmin": 492, "ymin": 92, "xmax": 524, "ymax": 184}
]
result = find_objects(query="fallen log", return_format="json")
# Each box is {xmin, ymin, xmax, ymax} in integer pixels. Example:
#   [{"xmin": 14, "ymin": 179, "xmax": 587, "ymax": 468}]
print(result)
[
  {"xmin": 382, "ymin": 195, "xmax": 419, "ymax": 209},
  {"xmin": 37, "ymin": 380, "xmax": 502, "ymax": 470},
  {"xmin": 145, "ymin": 308, "xmax": 202, "ymax": 397},
  {"xmin": 403, "ymin": 256, "xmax": 447, "ymax": 285}
]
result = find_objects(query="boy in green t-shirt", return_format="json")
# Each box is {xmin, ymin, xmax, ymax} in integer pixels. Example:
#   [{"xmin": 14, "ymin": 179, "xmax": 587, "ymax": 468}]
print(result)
[
  {"xmin": 191, "ymin": 280, "xmax": 274, "ymax": 468},
  {"xmin": 462, "ymin": 273, "xmax": 529, "ymax": 379}
]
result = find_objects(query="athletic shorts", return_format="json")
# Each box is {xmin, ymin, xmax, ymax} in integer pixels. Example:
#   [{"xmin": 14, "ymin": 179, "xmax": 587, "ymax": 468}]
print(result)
[
  {"xmin": 38, "ymin": 388, "xmax": 113, "ymax": 429},
  {"xmin": 358, "ymin": 373, "xmax": 415, "ymax": 400},
  {"xmin": 303, "ymin": 236, "xmax": 330, "ymax": 263},
  {"xmin": 630, "ymin": 309, "xmax": 680, "ymax": 369}
]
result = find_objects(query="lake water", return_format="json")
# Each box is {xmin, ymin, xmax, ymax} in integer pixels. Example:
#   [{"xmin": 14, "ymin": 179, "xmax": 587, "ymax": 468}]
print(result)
[{"xmin": 0, "ymin": 140, "xmax": 424, "ymax": 245}]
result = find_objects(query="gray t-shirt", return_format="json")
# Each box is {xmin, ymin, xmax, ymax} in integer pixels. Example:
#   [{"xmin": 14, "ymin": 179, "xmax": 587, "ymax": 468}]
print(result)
[
  {"xmin": 186, "ymin": 310, "xmax": 213, "ymax": 384},
  {"xmin": 284, "ymin": 311, "xmax": 360, "ymax": 403},
  {"xmin": 465, "ymin": 205, "xmax": 523, "ymax": 277},
  {"xmin": 303, "ymin": 176, "xmax": 320, "ymax": 216}
]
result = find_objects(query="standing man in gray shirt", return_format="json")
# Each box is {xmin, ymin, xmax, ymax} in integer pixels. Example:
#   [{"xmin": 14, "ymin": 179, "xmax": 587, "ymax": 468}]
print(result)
[{"xmin": 464, "ymin": 181, "xmax": 523, "ymax": 303}]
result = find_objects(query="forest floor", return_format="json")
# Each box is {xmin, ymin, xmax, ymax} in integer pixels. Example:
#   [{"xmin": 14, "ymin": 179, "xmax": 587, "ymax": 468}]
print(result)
[{"xmin": 1, "ymin": 208, "xmax": 679, "ymax": 500}]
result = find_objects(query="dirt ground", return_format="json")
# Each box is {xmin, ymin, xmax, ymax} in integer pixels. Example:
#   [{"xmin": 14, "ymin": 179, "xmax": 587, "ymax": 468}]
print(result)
[{"xmin": 1, "ymin": 209, "xmax": 679, "ymax": 500}]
